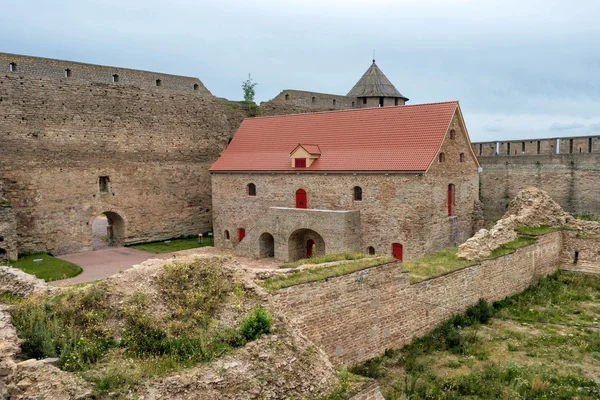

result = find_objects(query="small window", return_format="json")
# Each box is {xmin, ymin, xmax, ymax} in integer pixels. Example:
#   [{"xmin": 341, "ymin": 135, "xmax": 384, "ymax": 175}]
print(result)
[
  {"xmin": 312, "ymin": 96, "xmax": 316, "ymax": 103},
  {"xmin": 0, "ymin": 236, "xmax": 4, "ymax": 242},
  {"xmin": 537, "ymin": 141, "xmax": 541, "ymax": 154},
  {"xmin": 99, "ymin": 176, "xmax": 110, "ymax": 193},
  {"xmin": 224, "ymin": 230, "xmax": 230, "ymax": 240},
  {"xmin": 352, "ymin": 101, "xmax": 355, "ymax": 107},
  {"xmin": 479, "ymin": 143, "xmax": 483, "ymax": 155},
  {"xmin": 156, "ymin": 79, "xmax": 162, "ymax": 87},
  {"xmin": 448, "ymin": 184, "xmax": 455, "ymax": 216},
  {"xmin": 247, "ymin": 183, "xmax": 256, "ymax": 196},
  {"xmin": 589, "ymin": 138, "xmax": 593, "ymax": 153},
  {"xmin": 333, "ymin": 99, "xmax": 336, "ymax": 106},
  {"xmin": 522, "ymin": 142, "xmax": 526, "ymax": 153},
  {"xmin": 459, "ymin": 153, "xmax": 465, "ymax": 162},
  {"xmin": 507, "ymin": 142, "xmax": 511, "ymax": 155},
  {"xmin": 574, "ymin": 251, "xmax": 579, "ymax": 264},
  {"xmin": 193, "ymin": 83, "xmax": 199, "ymax": 91},
  {"xmin": 379, "ymin": 97, "xmax": 384, "ymax": 107},
  {"xmin": 112, "ymin": 74, "xmax": 119, "ymax": 83},
  {"xmin": 9, "ymin": 62, "xmax": 16, "ymax": 72},
  {"xmin": 64, "ymin": 68, "xmax": 72, "ymax": 78},
  {"xmin": 362, "ymin": 97, "xmax": 367, "ymax": 105},
  {"xmin": 439, "ymin": 152, "xmax": 446, "ymax": 163},
  {"xmin": 354, "ymin": 186, "xmax": 363, "ymax": 201},
  {"xmin": 569, "ymin": 139, "xmax": 574, "ymax": 154},
  {"xmin": 295, "ymin": 158, "xmax": 306, "ymax": 168},
  {"xmin": 367, "ymin": 246, "xmax": 375, "ymax": 255},
  {"xmin": 285, "ymin": 93, "xmax": 289, "ymax": 100},
  {"xmin": 395, "ymin": 97, "xmax": 399, "ymax": 106},
  {"xmin": 449, "ymin": 129, "xmax": 456, "ymax": 140}
]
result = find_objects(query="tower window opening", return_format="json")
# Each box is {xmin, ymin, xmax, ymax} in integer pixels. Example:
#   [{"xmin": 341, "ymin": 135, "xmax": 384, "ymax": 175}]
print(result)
[
  {"xmin": 65, "ymin": 69, "xmax": 72, "ymax": 78},
  {"xmin": 362, "ymin": 97, "xmax": 367, "ymax": 105},
  {"xmin": 459, "ymin": 153, "xmax": 465, "ymax": 162},
  {"xmin": 312, "ymin": 96, "xmax": 316, "ymax": 103},
  {"xmin": 333, "ymin": 99, "xmax": 336, "ymax": 106},
  {"xmin": 193, "ymin": 83, "xmax": 199, "ymax": 91},
  {"xmin": 537, "ymin": 141, "xmax": 541, "ymax": 154},
  {"xmin": 589, "ymin": 137, "xmax": 593, "ymax": 153},
  {"xmin": 439, "ymin": 152, "xmax": 446, "ymax": 163},
  {"xmin": 353, "ymin": 186, "xmax": 363, "ymax": 201},
  {"xmin": 378, "ymin": 97, "xmax": 384, "ymax": 107},
  {"xmin": 285, "ymin": 93, "xmax": 289, "ymax": 100},
  {"xmin": 507, "ymin": 143, "xmax": 511, "ymax": 155},
  {"xmin": 569, "ymin": 139, "xmax": 574, "ymax": 154},
  {"xmin": 479, "ymin": 143, "xmax": 483, "ymax": 155},
  {"xmin": 112, "ymin": 74, "xmax": 119, "ymax": 83},
  {"xmin": 9, "ymin": 62, "xmax": 16, "ymax": 72},
  {"xmin": 156, "ymin": 79, "xmax": 162, "ymax": 87},
  {"xmin": 395, "ymin": 97, "xmax": 399, "ymax": 106},
  {"xmin": 99, "ymin": 176, "xmax": 110, "ymax": 193},
  {"xmin": 522, "ymin": 142, "xmax": 526, "ymax": 153}
]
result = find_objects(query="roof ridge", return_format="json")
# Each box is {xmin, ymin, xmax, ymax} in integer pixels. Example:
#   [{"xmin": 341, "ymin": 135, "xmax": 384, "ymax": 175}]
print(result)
[{"xmin": 248, "ymin": 101, "xmax": 459, "ymax": 120}]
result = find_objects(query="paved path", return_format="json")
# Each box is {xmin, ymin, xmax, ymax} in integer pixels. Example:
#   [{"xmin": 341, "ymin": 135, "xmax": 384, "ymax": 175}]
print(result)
[
  {"xmin": 56, "ymin": 247, "xmax": 167, "ymax": 285},
  {"xmin": 54, "ymin": 246, "xmax": 280, "ymax": 286}
]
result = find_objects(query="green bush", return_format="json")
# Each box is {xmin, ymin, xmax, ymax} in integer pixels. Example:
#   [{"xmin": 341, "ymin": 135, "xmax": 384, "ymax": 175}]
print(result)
[{"xmin": 239, "ymin": 306, "xmax": 272, "ymax": 341}]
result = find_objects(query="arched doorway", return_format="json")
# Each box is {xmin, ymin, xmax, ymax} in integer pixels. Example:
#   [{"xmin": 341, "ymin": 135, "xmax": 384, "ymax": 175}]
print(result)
[
  {"xmin": 392, "ymin": 243, "xmax": 403, "ymax": 262},
  {"xmin": 288, "ymin": 228, "xmax": 325, "ymax": 261},
  {"xmin": 92, "ymin": 211, "xmax": 125, "ymax": 250},
  {"xmin": 296, "ymin": 189, "xmax": 307, "ymax": 209},
  {"xmin": 259, "ymin": 232, "xmax": 275, "ymax": 258}
]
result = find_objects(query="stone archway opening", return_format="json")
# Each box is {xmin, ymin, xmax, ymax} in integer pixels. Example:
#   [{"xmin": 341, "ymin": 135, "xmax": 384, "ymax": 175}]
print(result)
[
  {"xmin": 288, "ymin": 228, "xmax": 325, "ymax": 261},
  {"xmin": 92, "ymin": 211, "xmax": 125, "ymax": 250},
  {"xmin": 259, "ymin": 232, "xmax": 275, "ymax": 258}
]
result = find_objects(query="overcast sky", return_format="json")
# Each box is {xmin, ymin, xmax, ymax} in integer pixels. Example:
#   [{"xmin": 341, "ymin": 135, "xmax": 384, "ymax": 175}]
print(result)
[{"xmin": 2, "ymin": 0, "xmax": 599, "ymax": 141}]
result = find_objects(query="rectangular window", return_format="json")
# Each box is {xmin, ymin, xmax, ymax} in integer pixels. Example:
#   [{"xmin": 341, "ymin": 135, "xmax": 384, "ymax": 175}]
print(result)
[
  {"xmin": 99, "ymin": 176, "xmax": 110, "ymax": 193},
  {"xmin": 294, "ymin": 158, "xmax": 306, "ymax": 168},
  {"xmin": 362, "ymin": 97, "xmax": 367, "ymax": 105},
  {"xmin": 537, "ymin": 141, "xmax": 541, "ymax": 154},
  {"xmin": 522, "ymin": 142, "xmax": 525, "ymax": 153},
  {"xmin": 569, "ymin": 139, "xmax": 574, "ymax": 154},
  {"xmin": 507, "ymin": 143, "xmax": 510, "ymax": 155},
  {"xmin": 479, "ymin": 143, "xmax": 483, "ymax": 155},
  {"xmin": 589, "ymin": 138, "xmax": 593, "ymax": 153}
]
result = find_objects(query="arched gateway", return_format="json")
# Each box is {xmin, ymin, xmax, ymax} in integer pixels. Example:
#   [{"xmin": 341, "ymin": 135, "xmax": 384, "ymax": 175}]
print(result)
[
  {"xmin": 92, "ymin": 211, "xmax": 125, "ymax": 250},
  {"xmin": 288, "ymin": 228, "xmax": 325, "ymax": 261}
]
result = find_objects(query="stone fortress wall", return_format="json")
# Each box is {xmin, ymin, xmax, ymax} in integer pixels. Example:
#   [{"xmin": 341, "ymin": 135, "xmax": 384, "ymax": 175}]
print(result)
[
  {"xmin": 0, "ymin": 53, "xmax": 209, "ymax": 94},
  {"xmin": 472, "ymin": 135, "xmax": 600, "ymax": 221},
  {"xmin": 0, "ymin": 53, "xmax": 244, "ymax": 256}
]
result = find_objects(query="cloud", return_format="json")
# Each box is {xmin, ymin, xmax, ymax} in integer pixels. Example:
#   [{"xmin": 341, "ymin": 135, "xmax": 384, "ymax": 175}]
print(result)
[
  {"xmin": 590, "ymin": 123, "xmax": 600, "ymax": 132},
  {"xmin": 483, "ymin": 119, "xmax": 504, "ymax": 132},
  {"xmin": 549, "ymin": 122, "xmax": 585, "ymax": 132}
]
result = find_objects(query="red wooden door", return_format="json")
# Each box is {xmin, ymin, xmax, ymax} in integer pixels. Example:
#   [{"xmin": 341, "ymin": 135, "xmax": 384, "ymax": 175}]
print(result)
[
  {"xmin": 238, "ymin": 228, "xmax": 246, "ymax": 241},
  {"xmin": 306, "ymin": 239, "xmax": 315, "ymax": 258},
  {"xmin": 296, "ymin": 189, "xmax": 307, "ymax": 209},
  {"xmin": 392, "ymin": 243, "xmax": 403, "ymax": 262}
]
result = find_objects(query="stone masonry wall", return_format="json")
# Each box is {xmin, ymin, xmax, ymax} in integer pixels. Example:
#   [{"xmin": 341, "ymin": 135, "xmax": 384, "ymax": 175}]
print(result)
[
  {"xmin": 348, "ymin": 382, "xmax": 385, "ymax": 400},
  {"xmin": 275, "ymin": 232, "xmax": 562, "ymax": 365},
  {"xmin": 0, "ymin": 73, "xmax": 244, "ymax": 254},
  {"xmin": 476, "ymin": 153, "xmax": 600, "ymax": 221},
  {"xmin": 560, "ymin": 231, "xmax": 600, "ymax": 275},
  {"xmin": 0, "ymin": 53, "xmax": 209, "ymax": 94},
  {"xmin": 212, "ymin": 112, "xmax": 479, "ymax": 261}
]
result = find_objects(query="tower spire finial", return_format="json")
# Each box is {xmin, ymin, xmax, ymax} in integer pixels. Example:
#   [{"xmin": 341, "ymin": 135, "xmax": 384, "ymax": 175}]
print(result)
[{"xmin": 372, "ymin": 49, "xmax": 375, "ymax": 63}]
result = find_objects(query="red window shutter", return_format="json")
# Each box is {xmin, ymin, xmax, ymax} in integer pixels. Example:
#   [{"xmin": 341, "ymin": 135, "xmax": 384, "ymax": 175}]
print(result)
[{"xmin": 295, "ymin": 158, "xmax": 306, "ymax": 168}]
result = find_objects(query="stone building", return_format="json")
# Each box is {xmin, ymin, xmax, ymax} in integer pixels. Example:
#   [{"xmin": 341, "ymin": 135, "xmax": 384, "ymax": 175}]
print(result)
[{"xmin": 210, "ymin": 101, "xmax": 481, "ymax": 262}]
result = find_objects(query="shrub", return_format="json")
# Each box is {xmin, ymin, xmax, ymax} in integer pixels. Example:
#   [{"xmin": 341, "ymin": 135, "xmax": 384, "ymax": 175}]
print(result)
[{"xmin": 239, "ymin": 306, "xmax": 272, "ymax": 341}]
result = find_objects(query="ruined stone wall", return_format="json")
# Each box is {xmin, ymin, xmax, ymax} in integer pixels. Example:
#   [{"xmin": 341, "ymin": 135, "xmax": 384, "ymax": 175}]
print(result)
[
  {"xmin": 0, "ymin": 73, "xmax": 244, "ymax": 255},
  {"xmin": 476, "ymin": 153, "xmax": 600, "ymax": 221},
  {"xmin": 0, "ymin": 53, "xmax": 209, "ymax": 94},
  {"xmin": 0, "ymin": 179, "xmax": 17, "ymax": 261},
  {"xmin": 212, "ymin": 113, "xmax": 479, "ymax": 260},
  {"xmin": 560, "ymin": 231, "xmax": 600, "ymax": 275},
  {"xmin": 275, "ymin": 232, "xmax": 562, "ymax": 366}
]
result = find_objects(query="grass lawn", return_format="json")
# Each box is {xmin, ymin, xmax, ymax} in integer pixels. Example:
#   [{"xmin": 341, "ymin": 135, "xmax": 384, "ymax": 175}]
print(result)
[
  {"xmin": 350, "ymin": 273, "xmax": 600, "ymax": 399},
  {"xmin": 515, "ymin": 225, "xmax": 577, "ymax": 236},
  {"xmin": 400, "ymin": 247, "xmax": 476, "ymax": 283},
  {"xmin": 127, "ymin": 237, "xmax": 214, "ymax": 254},
  {"xmin": 489, "ymin": 236, "xmax": 537, "ymax": 258},
  {"xmin": 262, "ymin": 257, "xmax": 394, "ymax": 292},
  {"xmin": 10, "ymin": 253, "xmax": 82, "ymax": 282}
]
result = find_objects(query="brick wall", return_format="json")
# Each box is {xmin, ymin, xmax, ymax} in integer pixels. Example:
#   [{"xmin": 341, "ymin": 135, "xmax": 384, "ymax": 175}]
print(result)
[
  {"xmin": 476, "ymin": 153, "xmax": 600, "ymax": 221},
  {"xmin": 560, "ymin": 231, "xmax": 600, "ymax": 275},
  {"xmin": 348, "ymin": 382, "xmax": 385, "ymax": 400},
  {"xmin": 0, "ymin": 74, "xmax": 244, "ymax": 255},
  {"xmin": 275, "ymin": 232, "xmax": 562, "ymax": 365},
  {"xmin": 0, "ymin": 53, "xmax": 209, "ymax": 94}
]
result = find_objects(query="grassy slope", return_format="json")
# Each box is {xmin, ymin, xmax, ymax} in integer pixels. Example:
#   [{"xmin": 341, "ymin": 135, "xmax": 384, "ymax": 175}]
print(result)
[
  {"xmin": 9, "ymin": 253, "xmax": 82, "ymax": 281},
  {"xmin": 351, "ymin": 273, "xmax": 600, "ymax": 399},
  {"xmin": 400, "ymin": 247, "xmax": 475, "ymax": 284},
  {"xmin": 127, "ymin": 237, "xmax": 214, "ymax": 253}
]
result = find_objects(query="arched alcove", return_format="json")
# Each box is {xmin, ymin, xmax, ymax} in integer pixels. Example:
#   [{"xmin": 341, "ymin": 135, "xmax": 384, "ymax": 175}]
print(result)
[{"xmin": 288, "ymin": 228, "xmax": 325, "ymax": 261}]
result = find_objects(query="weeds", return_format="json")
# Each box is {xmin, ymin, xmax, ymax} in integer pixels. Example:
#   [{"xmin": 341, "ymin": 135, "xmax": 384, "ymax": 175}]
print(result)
[
  {"xmin": 239, "ymin": 306, "xmax": 272, "ymax": 341},
  {"xmin": 280, "ymin": 252, "xmax": 372, "ymax": 268},
  {"xmin": 489, "ymin": 237, "xmax": 537, "ymax": 258}
]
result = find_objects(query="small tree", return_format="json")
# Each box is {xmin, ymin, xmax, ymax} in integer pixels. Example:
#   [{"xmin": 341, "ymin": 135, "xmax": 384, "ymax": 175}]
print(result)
[{"xmin": 241, "ymin": 74, "xmax": 259, "ymax": 116}]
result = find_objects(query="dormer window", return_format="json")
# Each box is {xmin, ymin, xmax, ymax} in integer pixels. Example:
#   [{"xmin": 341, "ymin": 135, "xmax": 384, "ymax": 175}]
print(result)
[
  {"xmin": 290, "ymin": 144, "xmax": 321, "ymax": 168},
  {"xmin": 295, "ymin": 158, "xmax": 307, "ymax": 168}
]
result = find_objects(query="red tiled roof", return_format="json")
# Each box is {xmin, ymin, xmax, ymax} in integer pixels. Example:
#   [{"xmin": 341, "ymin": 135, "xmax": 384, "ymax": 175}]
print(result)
[{"xmin": 210, "ymin": 101, "xmax": 459, "ymax": 172}]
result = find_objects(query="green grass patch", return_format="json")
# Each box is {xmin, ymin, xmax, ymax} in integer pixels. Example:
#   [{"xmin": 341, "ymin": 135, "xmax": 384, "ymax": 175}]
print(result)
[
  {"xmin": 489, "ymin": 237, "xmax": 537, "ymax": 258},
  {"xmin": 350, "ymin": 273, "xmax": 600, "ymax": 399},
  {"xmin": 262, "ymin": 257, "xmax": 394, "ymax": 292},
  {"xmin": 515, "ymin": 225, "xmax": 577, "ymax": 236},
  {"xmin": 400, "ymin": 247, "xmax": 476, "ymax": 283},
  {"xmin": 575, "ymin": 212, "xmax": 600, "ymax": 221},
  {"xmin": 280, "ymin": 252, "xmax": 370, "ymax": 268},
  {"xmin": 127, "ymin": 236, "xmax": 214, "ymax": 253},
  {"xmin": 9, "ymin": 253, "xmax": 82, "ymax": 282}
]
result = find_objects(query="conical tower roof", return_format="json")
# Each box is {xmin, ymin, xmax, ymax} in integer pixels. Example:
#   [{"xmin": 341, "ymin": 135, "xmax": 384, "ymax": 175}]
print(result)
[{"xmin": 347, "ymin": 61, "xmax": 408, "ymax": 101}]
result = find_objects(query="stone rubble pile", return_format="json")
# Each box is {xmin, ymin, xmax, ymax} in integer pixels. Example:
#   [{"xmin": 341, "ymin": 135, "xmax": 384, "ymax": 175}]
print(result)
[
  {"xmin": 458, "ymin": 187, "xmax": 576, "ymax": 261},
  {"xmin": 0, "ymin": 266, "xmax": 49, "ymax": 297}
]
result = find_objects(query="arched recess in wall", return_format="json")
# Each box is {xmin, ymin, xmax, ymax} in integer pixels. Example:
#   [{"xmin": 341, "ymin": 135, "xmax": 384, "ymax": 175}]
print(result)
[
  {"xmin": 288, "ymin": 228, "xmax": 325, "ymax": 261},
  {"xmin": 259, "ymin": 232, "xmax": 275, "ymax": 258},
  {"xmin": 91, "ymin": 211, "xmax": 125, "ymax": 250}
]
